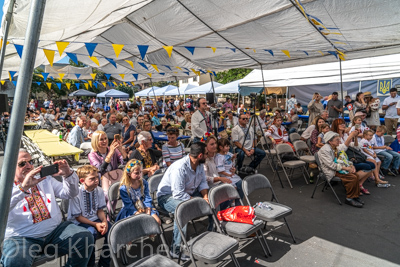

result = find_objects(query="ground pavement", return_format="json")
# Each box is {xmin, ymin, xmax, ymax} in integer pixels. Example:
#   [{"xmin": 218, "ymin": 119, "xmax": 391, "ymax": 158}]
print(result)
[{"xmin": 0, "ymin": 151, "xmax": 399, "ymax": 266}]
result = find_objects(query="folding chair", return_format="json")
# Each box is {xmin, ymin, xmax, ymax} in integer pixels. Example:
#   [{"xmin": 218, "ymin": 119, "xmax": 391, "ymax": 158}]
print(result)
[
  {"xmin": 311, "ymin": 153, "xmax": 343, "ymax": 205},
  {"xmin": 107, "ymin": 182, "xmax": 122, "ymax": 222},
  {"xmin": 175, "ymin": 198, "xmax": 240, "ymax": 267},
  {"xmin": 108, "ymin": 214, "xmax": 179, "ymax": 267},
  {"xmin": 242, "ymin": 174, "xmax": 296, "ymax": 246},
  {"xmin": 289, "ymin": 132, "xmax": 301, "ymax": 143},
  {"xmin": 208, "ymin": 184, "xmax": 271, "ymax": 258},
  {"xmin": 79, "ymin": 142, "xmax": 92, "ymax": 163},
  {"xmin": 383, "ymin": 135, "xmax": 395, "ymax": 146},
  {"xmin": 293, "ymin": 140, "xmax": 316, "ymax": 163},
  {"xmin": 259, "ymin": 137, "xmax": 277, "ymax": 173},
  {"xmin": 147, "ymin": 174, "xmax": 174, "ymax": 224},
  {"xmin": 275, "ymin": 143, "xmax": 309, "ymax": 188}
]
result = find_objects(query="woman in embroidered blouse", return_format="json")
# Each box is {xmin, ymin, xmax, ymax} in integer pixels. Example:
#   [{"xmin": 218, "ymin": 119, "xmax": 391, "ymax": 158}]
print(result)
[
  {"xmin": 129, "ymin": 131, "xmax": 160, "ymax": 180},
  {"xmin": 310, "ymin": 117, "xmax": 327, "ymax": 154},
  {"xmin": 116, "ymin": 159, "xmax": 160, "ymax": 224},
  {"xmin": 265, "ymin": 117, "xmax": 290, "ymax": 146},
  {"xmin": 88, "ymin": 130, "xmax": 128, "ymax": 176}
]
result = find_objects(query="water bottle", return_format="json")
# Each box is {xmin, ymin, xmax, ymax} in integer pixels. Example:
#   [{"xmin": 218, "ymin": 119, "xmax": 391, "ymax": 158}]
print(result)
[
  {"xmin": 309, "ymin": 171, "xmax": 314, "ymax": 184},
  {"xmin": 59, "ymin": 132, "xmax": 63, "ymax": 141},
  {"xmin": 376, "ymin": 183, "xmax": 391, "ymax": 188},
  {"xmin": 256, "ymin": 202, "xmax": 273, "ymax": 211}
]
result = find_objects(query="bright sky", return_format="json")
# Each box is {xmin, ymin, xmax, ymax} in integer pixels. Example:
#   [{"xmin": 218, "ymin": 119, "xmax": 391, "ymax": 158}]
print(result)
[{"xmin": 0, "ymin": 0, "xmax": 4, "ymax": 27}]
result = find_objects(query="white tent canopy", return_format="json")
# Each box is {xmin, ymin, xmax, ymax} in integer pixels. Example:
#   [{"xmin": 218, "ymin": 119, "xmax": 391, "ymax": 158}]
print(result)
[
  {"xmin": 135, "ymin": 86, "xmax": 160, "ymax": 97},
  {"xmin": 214, "ymin": 79, "xmax": 242, "ymax": 94},
  {"xmin": 3, "ymin": 0, "xmax": 400, "ymax": 81},
  {"xmin": 240, "ymin": 54, "xmax": 400, "ymax": 88},
  {"xmin": 184, "ymin": 82, "xmax": 222, "ymax": 95}
]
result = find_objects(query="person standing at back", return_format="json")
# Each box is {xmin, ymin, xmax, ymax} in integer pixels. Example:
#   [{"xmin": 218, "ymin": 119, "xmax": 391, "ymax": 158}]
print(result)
[
  {"xmin": 191, "ymin": 97, "xmax": 214, "ymax": 143},
  {"xmin": 326, "ymin": 92, "xmax": 343, "ymax": 124},
  {"xmin": 383, "ymin": 88, "xmax": 400, "ymax": 135}
]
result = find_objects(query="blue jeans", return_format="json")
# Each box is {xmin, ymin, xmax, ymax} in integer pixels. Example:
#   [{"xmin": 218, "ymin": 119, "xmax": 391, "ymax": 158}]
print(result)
[
  {"xmin": 353, "ymin": 161, "xmax": 375, "ymax": 172},
  {"xmin": 378, "ymin": 150, "xmax": 400, "ymax": 170},
  {"xmin": 79, "ymin": 219, "xmax": 112, "ymax": 267},
  {"xmin": 235, "ymin": 147, "xmax": 266, "ymax": 170},
  {"xmin": 1, "ymin": 221, "xmax": 93, "ymax": 267}
]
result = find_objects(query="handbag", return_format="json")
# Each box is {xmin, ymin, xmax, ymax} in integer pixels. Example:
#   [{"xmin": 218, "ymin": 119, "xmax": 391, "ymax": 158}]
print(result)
[
  {"xmin": 101, "ymin": 169, "xmax": 123, "ymax": 193},
  {"xmin": 346, "ymin": 146, "xmax": 367, "ymax": 164}
]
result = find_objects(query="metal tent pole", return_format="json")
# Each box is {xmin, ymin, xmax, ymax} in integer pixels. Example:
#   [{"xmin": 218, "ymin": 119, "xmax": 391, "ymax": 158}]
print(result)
[
  {"xmin": 0, "ymin": 0, "xmax": 17, "ymax": 75},
  {"xmin": 339, "ymin": 58, "xmax": 344, "ymax": 113},
  {"xmin": 0, "ymin": 0, "xmax": 47, "ymax": 244},
  {"xmin": 209, "ymin": 73, "xmax": 217, "ymax": 103},
  {"xmin": 175, "ymin": 76, "xmax": 180, "ymax": 97},
  {"xmin": 260, "ymin": 64, "xmax": 267, "ymax": 107}
]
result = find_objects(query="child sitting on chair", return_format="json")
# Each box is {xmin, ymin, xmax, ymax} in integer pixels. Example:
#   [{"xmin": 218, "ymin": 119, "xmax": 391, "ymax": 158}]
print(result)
[
  {"xmin": 316, "ymin": 123, "xmax": 331, "ymax": 149},
  {"xmin": 116, "ymin": 159, "xmax": 161, "ymax": 225},
  {"xmin": 68, "ymin": 165, "xmax": 111, "ymax": 267}
]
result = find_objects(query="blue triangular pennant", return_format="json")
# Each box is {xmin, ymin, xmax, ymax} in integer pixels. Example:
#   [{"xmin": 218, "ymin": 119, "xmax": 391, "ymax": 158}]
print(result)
[
  {"xmin": 9, "ymin": 71, "xmax": 17, "ymax": 80},
  {"xmin": 56, "ymin": 83, "xmax": 62, "ymax": 90},
  {"xmin": 107, "ymin": 82, "xmax": 112, "ymax": 87},
  {"xmin": 212, "ymin": 71, "xmax": 217, "ymax": 77},
  {"xmin": 302, "ymin": 51, "xmax": 309, "ymax": 56},
  {"xmin": 41, "ymin": 72, "xmax": 49, "ymax": 81},
  {"xmin": 66, "ymin": 52, "xmax": 79, "ymax": 65},
  {"xmin": 132, "ymin": 74, "xmax": 138, "ymax": 80},
  {"xmin": 14, "ymin": 44, "xmax": 23, "ymax": 58},
  {"xmin": 228, "ymin": 47, "xmax": 236, "ymax": 53},
  {"xmin": 265, "ymin": 50, "xmax": 274, "ymax": 56},
  {"xmin": 183, "ymin": 72, "xmax": 189, "ymax": 76},
  {"xmin": 185, "ymin": 46, "xmax": 195, "ymax": 55},
  {"xmin": 199, "ymin": 70, "xmax": 207, "ymax": 74},
  {"xmin": 12, "ymin": 81, "xmax": 17, "ymax": 86},
  {"xmin": 75, "ymin": 83, "xmax": 80, "ymax": 89},
  {"xmin": 84, "ymin": 43, "xmax": 98, "ymax": 56},
  {"xmin": 105, "ymin": 74, "xmax": 111, "ymax": 80},
  {"xmin": 105, "ymin": 58, "xmax": 117, "ymax": 68},
  {"xmin": 327, "ymin": 51, "xmax": 338, "ymax": 59},
  {"xmin": 183, "ymin": 67, "xmax": 190, "ymax": 72},
  {"xmin": 163, "ymin": 65, "xmax": 172, "ymax": 71},
  {"xmin": 35, "ymin": 82, "xmax": 41, "ymax": 86},
  {"xmin": 159, "ymin": 73, "xmax": 165, "ymax": 76},
  {"xmin": 137, "ymin": 45, "xmax": 149, "ymax": 60},
  {"xmin": 49, "ymin": 76, "xmax": 54, "ymax": 80},
  {"xmin": 138, "ymin": 62, "xmax": 148, "ymax": 70},
  {"xmin": 75, "ymin": 73, "xmax": 81, "ymax": 79},
  {"xmin": 93, "ymin": 82, "xmax": 98, "ymax": 89}
]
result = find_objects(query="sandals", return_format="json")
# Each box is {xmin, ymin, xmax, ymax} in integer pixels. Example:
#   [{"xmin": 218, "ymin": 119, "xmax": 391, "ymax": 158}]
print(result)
[
  {"xmin": 360, "ymin": 186, "xmax": 371, "ymax": 195},
  {"xmin": 376, "ymin": 179, "xmax": 388, "ymax": 185}
]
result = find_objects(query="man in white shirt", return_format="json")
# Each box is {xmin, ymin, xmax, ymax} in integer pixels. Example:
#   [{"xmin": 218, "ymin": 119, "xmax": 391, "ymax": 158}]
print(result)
[
  {"xmin": 232, "ymin": 114, "xmax": 266, "ymax": 170},
  {"xmin": 97, "ymin": 118, "xmax": 108, "ymax": 131},
  {"xmin": 191, "ymin": 97, "xmax": 214, "ymax": 142},
  {"xmin": 1, "ymin": 149, "xmax": 93, "ymax": 266},
  {"xmin": 127, "ymin": 109, "xmax": 137, "ymax": 126},
  {"xmin": 384, "ymin": 88, "xmax": 400, "ymax": 135}
]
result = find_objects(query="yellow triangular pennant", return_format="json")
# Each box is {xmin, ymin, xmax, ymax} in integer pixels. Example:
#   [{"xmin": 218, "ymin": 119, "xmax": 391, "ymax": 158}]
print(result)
[
  {"xmin": 90, "ymin": 73, "xmax": 96, "ymax": 80},
  {"xmin": 88, "ymin": 80, "xmax": 92, "ymax": 87},
  {"xmin": 207, "ymin": 70, "xmax": 213, "ymax": 73},
  {"xmin": 281, "ymin": 50, "xmax": 290, "ymax": 58},
  {"xmin": 317, "ymin": 51, "xmax": 324, "ymax": 55},
  {"xmin": 176, "ymin": 66, "xmax": 182, "ymax": 71},
  {"xmin": 46, "ymin": 83, "xmax": 52, "ymax": 90},
  {"xmin": 8, "ymin": 72, "xmax": 13, "ymax": 81},
  {"xmin": 84, "ymin": 83, "xmax": 89, "ymax": 90},
  {"xmin": 173, "ymin": 71, "xmax": 178, "ymax": 74},
  {"xmin": 66, "ymin": 83, "xmax": 71, "ymax": 90},
  {"xmin": 151, "ymin": 64, "xmax": 159, "ymax": 73},
  {"xmin": 58, "ymin": 73, "xmax": 65, "ymax": 82},
  {"xmin": 163, "ymin": 46, "xmax": 173, "ymax": 57},
  {"xmin": 147, "ymin": 73, "xmax": 152, "ymax": 78},
  {"xmin": 55, "ymin": 41, "xmax": 69, "ymax": 56},
  {"xmin": 0, "ymin": 39, "xmax": 9, "ymax": 49},
  {"xmin": 88, "ymin": 56, "xmax": 100, "ymax": 66},
  {"xmin": 102, "ymin": 82, "xmax": 107, "ymax": 88},
  {"xmin": 119, "ymin": 74, "xmax": 125, "ymax": 80},
  {"xmin": 113, "ymin": 82, "xmax": 118, "ymax": 86},
  {"xmin": 43, "ymin": 49, "xmax": 55, "ymax": 66},
  {"xmin": 123, "ymin": 82, "xmax": 127, "ymax": 86},
  {"xmin": 125, "ymin": 60, "xmax": 134, "ymax": 69},
  {"xmin": 210, "ymin": 47, "xmax": 216, "ymax": 53},
  {"xmin": 112, "ymin": 44, "xmax": 124, "ymax": 58},
  {"xmin": 338, "ymin": 54, "xmax": 346, "ymax": 61},
  {"xmin": 131, "ymin": 82, "xmax": 135, "ymax": 86},
  {"xmin": 1, "ymin": 80, "xmax": 5, "ymax": 85},
  {"xmin": 191, "ymin": 68, "xmax": 201, "ymax": 76}
]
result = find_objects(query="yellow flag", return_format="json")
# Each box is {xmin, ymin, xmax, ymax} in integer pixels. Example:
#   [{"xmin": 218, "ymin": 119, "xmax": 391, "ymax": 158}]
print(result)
[
  {"xmin": 0, "ymin": 39, "xmax": 9, "ymax": 49},
  {"xmin": 207, "ymin": 70, "xmax": 213, "ymax": 73},
  {"xmin": 317, "ymin": 51, "xmax": 324, "ymax": 55},
  {"xmin": 131, "ymin": 82, "xmax": 135, "ymax": 86},
  {"xmin": 173, "ymin": 71, "xmax": 178, "ymax": 74},
  {"xmin": 147, "ymin": 73, "xmax": 152, "ymax": 78},
  {"xmin": 119, "ymin": 74, "xmax": 125, "ymax": 80},
  {"xmin": 113, "ymin": 82, "xmax": 118, "ymax": 86},
  {"xmin": 338, "ymin": 54, "xmax": 346, "ymax": 61},
  {"xmin": 84, "ymin": 83, "xmax": 89, "ymax": 90},
  {"xmin": 0, "ymin": 80, "xmax": 5, "ymax": 85},
  {"xmin": 43, "ymin": 49, "xmax": 55, "ymax": 66},
  {"xmin": 102, "ymin": 82, "xmax": 107, "ymax": 88},
  {"xmin": 281, "ymin": 50, "xmax": 290, "ymax": 58},
  {"xmin": 90, "ymin": 73, "xmax": 96, "ymax": 80},
  {"xmin": 46, "ymin": 83, "xmax": 52, "ymax": 90},
  {"xmin": 58, "ymin": 73, "xmax": 65, "ymax": 81},
  {"xmin": 88, "ymin": 56, "xmax": 100, "ymax": 66},
  {"xmin": 112, "ymin": 44, "xmax": 124, "ymax": 58},
  {"xmin": 151, "ymin": 64, "xmax": 159, "ymax": 72},
  {"xmin": 125, "ymin": 60, "xmax": 134, "ymax": 69},
  {"xmin": 55, "ymin": 41, "xmax": 69, "ymax": 56},
  {"xmin": 88, "ymin": 80, "xmax": 92, "ymax": 87},
  {"xmin": 191, "ymin": 68, "xmax": 200, "ymax": 76},
  {"xmin": 253, "ymin": 49, "xmax": 256, "ymax": 53},
  {"xmin": 176, "ymin": 66, "xmax": 182, "ymax": 71},
  {"xmin": 66, "ymin": 83, "xmax": 71, "ymax": 90},
  {"xmin": 163, "ymin": 46, "xmax": 173, "ymax": 57},
  {"xmin": 123, "ymin": 82, "xmax": 127, "ymax": 86},
  {"xmin": 8, "ymin": 72, "xmax": 13, "ymax": 81},
  {"xmin": 210, "ymin": 47, "xmax": 216, "ymax": 53}
]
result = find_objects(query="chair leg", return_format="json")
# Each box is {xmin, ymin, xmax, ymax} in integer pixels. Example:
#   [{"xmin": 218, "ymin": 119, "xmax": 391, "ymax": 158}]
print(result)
[
  {"xmin": 311, "ymin": 175, "xmax": 321, "ymax": 198},
  {"xmin": 327, "ymin": 182, "xmax": 343, "ymax": 205},
  {"xmin": 282, "ymin": 167, "xmax": 293, "ymax": 188},
  {"xmin": 255, "ymin": 231, "xmax": 269, "ymax": 258},
  {"xmin": 231, "ymin": 253, "xmax": 241, "ymax": 267},
  {"xmin": 302, "ymin": 166, "xmax": 309, "ymax": 184},
  {"xmin": 283, "ymin": 218, "xmax": 296, "ymax": 243},
  {"xmin": 258, "ymin": 229, "xmax": 272, "ymax": 256}
]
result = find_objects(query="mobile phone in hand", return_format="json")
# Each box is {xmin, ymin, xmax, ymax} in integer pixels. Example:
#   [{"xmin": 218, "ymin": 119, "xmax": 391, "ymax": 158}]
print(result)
[
  {"xmin": 40, "ymin": 163, "xmax": 59, "ymax": 178},
  {"xmin": 114, "ymin": 134, "xmax": 121, "ymax": 141}
]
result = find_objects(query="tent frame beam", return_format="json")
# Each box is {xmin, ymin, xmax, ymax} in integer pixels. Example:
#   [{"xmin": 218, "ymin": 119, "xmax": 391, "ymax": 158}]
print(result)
[{"xmin": 0, "ymin": 0, "xmax": 17, "ymax": 75}]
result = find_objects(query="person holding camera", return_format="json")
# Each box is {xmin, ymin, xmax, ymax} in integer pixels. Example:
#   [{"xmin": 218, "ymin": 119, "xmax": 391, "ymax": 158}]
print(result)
[
  {"xmin": 1, "ymin": 149, "xmax": 93, "ymax": 266},
  {"xmin": 191, "ymin": 97, "xmax": 214, "ymax": 143},
  {"xmin": 307, "ymin": 92, "xmax": 324, "ymax": 125}
]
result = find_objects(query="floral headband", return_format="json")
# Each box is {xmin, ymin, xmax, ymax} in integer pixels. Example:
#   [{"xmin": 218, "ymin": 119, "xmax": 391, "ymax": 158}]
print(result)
[
  {"xmin": 200, "ymin": 132, "xmax": 213, "ymax": 142},
  {"xmin": 126, "ymin": 160, "xmax": 142, "ymax": 173}
]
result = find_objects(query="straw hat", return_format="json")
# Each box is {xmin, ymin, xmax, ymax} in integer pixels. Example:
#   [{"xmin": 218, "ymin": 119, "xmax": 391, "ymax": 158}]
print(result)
[{"xmin": 364, "ymin": 91, "xmax": 372, "ymax": 97}]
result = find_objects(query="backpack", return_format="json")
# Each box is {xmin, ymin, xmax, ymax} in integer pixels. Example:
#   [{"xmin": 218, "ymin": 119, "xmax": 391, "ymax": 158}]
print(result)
[{"xmin": 346, "ymin": 146, "xmax": 367, "ymax": 164}]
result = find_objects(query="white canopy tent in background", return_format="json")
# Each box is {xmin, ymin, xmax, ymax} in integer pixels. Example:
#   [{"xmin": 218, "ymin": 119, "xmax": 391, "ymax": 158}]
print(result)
[
  {"xmin": 97, "ymin": 89, "xmax": 129, "ymax": 98},
  {"xmin": 214, "ymin": 79, "xmax": 242, "ymax": 94},
  {"xmin": 184, "ymin": 82, "xmax": 222, "ymax": 95},
  {"xmin": 134, "ymin": 86, "xmax": 160, "ymax": 97}
]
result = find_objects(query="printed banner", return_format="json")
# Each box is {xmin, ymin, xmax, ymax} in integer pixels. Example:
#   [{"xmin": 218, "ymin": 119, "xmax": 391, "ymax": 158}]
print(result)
[{"xmin": 377, "ymin": 79, "xmax": 392, "ymax": 96}]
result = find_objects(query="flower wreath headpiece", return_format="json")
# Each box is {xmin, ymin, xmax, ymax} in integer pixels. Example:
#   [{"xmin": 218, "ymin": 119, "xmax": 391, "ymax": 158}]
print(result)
[{"xmin": 126, "ymin": 160, "xmax": 142, "ymax": 173}]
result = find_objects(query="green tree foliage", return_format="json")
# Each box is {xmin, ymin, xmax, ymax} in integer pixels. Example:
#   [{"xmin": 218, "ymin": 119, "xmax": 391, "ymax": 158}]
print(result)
[
  {"xmin": 115, "ymin": 84, "xmax": 138, "ymax": 98},
  {"xmin": 215, "ymin": 68, "xmax": 252, "ymax": 84}
]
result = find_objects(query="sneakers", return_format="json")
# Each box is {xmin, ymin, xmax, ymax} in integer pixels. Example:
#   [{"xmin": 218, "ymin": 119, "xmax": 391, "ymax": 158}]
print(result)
[{"xmin": 170, "ymin": 250, "xmax": 190, "ymax": 261}]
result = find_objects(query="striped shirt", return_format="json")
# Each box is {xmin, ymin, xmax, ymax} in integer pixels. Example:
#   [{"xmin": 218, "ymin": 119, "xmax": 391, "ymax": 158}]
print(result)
[{"xmin": 162, "ymin": 142, "xmax": 185, "ymax": 166}]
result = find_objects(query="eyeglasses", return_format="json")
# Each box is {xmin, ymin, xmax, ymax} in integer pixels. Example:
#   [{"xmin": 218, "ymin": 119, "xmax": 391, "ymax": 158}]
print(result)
[
  {"xmin": 123, "ymin": 119, "xmax": 129, "ymax": 121},
  {"xmin": 18, "ymin": 160, "xmax": 34, "ymax": 168},
  {"xmin": 241, "ymin": 118, "xmax": 249, "ymax": 120},
  {"xmin": 200, "ymin": 102, "xmax": 207, "ymax": 105}
]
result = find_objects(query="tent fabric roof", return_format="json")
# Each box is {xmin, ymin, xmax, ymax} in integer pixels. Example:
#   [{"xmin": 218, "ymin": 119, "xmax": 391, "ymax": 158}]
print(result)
[
  {"xmin": 135, "ymin": 86, "xmax": 160, "ymax": 97},
  {"xmin": 97, "ymin": 89, "xmax": 129, "ymax": 98},
  {"xmin": 184, "ymin": 82, "xmax": 222, "ymax": 95},
  {"xmin": 68, "ymin": 89, "xmax": 97, "ymax": 97},
  {"xmin": 213, "ymin": 79, "xmax": 242, "ymax": 94},
  {"xmin": 3, "ymin": 0, "xmax": 400, "ymax": 81},
  {"xmin": 240, "ymin": 54, "xmax": 400, "ymax": 88}
]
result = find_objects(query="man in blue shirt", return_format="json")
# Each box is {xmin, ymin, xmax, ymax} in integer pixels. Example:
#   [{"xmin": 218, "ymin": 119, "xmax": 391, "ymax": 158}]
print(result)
[
  {"xmin": 67, "ymin": 115, "xmax": 87, "ymax": 148},
  {"xmin": 157, "ymin": 142, "xmax": 209, "ymax": 260}
]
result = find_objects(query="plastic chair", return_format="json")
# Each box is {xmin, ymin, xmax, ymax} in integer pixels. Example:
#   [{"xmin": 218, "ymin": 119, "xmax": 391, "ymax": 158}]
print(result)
[
  {"xmin": 289, "ymin": 132, "xmax": 301, "ymax": 143},
  {"xmin": 108, "ymin": 214, "xmax": 179, "ymax": 267},
  {"xmin": 383, "ymin": 135, "xmax": 395, "ymax": 146},
  {"xmin": 175, "ymin": 198, "xmax": 240, "ymax": 267},
  {"xmin": 208, "ymin": 184, "xmax": 271, "ymax": 258},
  {"xmin": 311, "ymin": 153, "xmax": 343, "ymax": 205},
  {"xmin": 275, "ymin": 143, "xmax": 309, "ymax": 188},
  {"xmin": 242, "ymin": 174, "xmax": 296, "ymax": 246}
]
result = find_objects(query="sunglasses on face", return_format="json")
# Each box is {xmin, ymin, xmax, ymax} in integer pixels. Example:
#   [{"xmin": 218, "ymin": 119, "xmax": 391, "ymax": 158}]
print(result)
[
  {"xmin": 18, "ymin": 160, "xmax": 34, "ymax": 168},
  {"xmin": 241, "ymin": 118, "xmax": 248, "ymax": 120}
]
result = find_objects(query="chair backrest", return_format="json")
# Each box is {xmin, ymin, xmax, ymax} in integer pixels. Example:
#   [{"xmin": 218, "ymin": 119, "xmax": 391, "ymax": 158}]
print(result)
[
  {"xmin": 208, "ymin": 184, "xmax": 240, "ymax": 209},
  {"xmin": 293, "ymin": 140, "xmax": 310, "ymax": 155},
  {"xmin": 242, "ymin": 174, "xmax": 272, "ymax": 197},
  {"xmin": 314, "ymin": 152, "xmax": 326, "ymax": 178},
  {"xmin": 108, "ymin": 214, "xmax": 161, "ymax": 255},
  {"xmin": 60, "ymin": 199, "xmax": 69, "ymax": 221},
  {"xmin": 383, "ymin": 135, "xmax": 395, "ymax": 146},
  {"xmin": 175, "ymin": 198, "xmax": 212, "ymax": 230},
  {"xmin": 80, "ymin": 142, "xmax": 92, "ymax": 150},
  {"xmin": 289, "ymin": 133, "xmax": 301, "ymax": 143},
  {"xmin": 275, "ymin": 143, "xmax": 294, "ymax": 155},
  {"xmin": 147, "ymin": 173, "xmax": 164, "ymax": 194},
  {"xmin": 108, "ymin": 181, "xmax": 120, "ymax": 202}
]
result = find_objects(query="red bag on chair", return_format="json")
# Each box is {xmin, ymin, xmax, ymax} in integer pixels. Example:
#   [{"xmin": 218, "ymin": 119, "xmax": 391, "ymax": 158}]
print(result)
[{"xmin": 217, "ymin": 206, "xmax": 255, "ymax": 225}]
